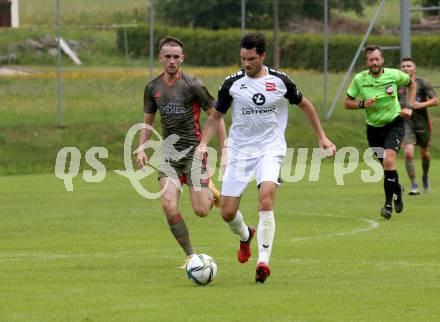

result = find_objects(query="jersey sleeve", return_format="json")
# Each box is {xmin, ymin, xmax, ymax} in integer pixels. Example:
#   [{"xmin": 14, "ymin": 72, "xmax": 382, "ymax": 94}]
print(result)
[
  {"xmin": 215, "ymin": 80, "xmax": 233, "ymax": 114},
  {"xmin": 192, "ymin": 78, "xmax": 215, "ymax": 112},
  {"xmin": 346, "ymin": 76, "xmax": 359, "ymax": 99},
  {"xmin": 395, "ymin": 69, "xmax": 411, "ymax": 87},
  {"xmin": 143, "ymin": 83, "xmax": 157, "ymax": 114},
  {"xmin": 398, "ymin": 86, "xmax": 407, "ymax": 106},
  {"xmin": 283, "ymin": 76, "xmax": 303, "ymax": 105},
  {"xmin": 421, "ymin": 79, "xmax": 437, "ymax": 99}
]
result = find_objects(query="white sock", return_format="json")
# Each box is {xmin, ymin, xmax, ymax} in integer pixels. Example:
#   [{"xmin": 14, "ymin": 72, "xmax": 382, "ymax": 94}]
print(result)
[
  {"xmin": 227, "ymin": 210, "xmax": 249, "ymax": 242},
  {"xmin": 257, "ymin": 210, "xmax": 275, "ymax": 264}
]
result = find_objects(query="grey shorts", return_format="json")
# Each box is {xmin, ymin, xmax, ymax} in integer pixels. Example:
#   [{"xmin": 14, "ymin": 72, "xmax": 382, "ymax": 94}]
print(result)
[
  {"xmin": 157, "ymin": 153, "xmax": 209, "ymax": 187},
  {"xmin": 403, "ymin": 121, "xmax": 431, "ymax": 148}
]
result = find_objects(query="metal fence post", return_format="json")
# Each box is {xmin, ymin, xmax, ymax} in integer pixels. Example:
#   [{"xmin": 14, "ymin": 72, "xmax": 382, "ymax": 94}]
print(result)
[
  {"xmin": 149, "ymin": 0, "xmax": 154, "ymax": 80},
  {"xmin": 124, "ymin": 27, "xmax": 129, "ymax": 66},
  {"xmin": 56, "ymin": 0, "xmax": 62, "ymax": 128},
  {"xmin": 325, "ymin": 0, "xmax": 386, "ymax": 120}
]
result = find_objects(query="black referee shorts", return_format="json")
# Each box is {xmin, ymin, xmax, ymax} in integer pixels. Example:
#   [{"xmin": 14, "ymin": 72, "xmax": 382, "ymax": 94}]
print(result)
[{"xmin": 366, "ymin": 116, "xmax": 405, "ymax": 155}]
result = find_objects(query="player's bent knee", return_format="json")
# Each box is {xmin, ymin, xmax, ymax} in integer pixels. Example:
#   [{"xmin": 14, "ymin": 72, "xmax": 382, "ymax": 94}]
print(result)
[
  {"xmin": 421, "ymin": 149, "xmax": 430, "ymax": 159},
  {"xmin": 221, "ymin": 210, "xmax": 235, "ymax": 222},
  {"xmin": 383, "ymin": 155, "xmax": 396, "ymax": 170},
  {"xmin": 259, "ymin": 195, "xmax": 273, "ymax": 211},
  {"xmin": 193, "ymin": 205, "xmax": 209, "ymax": 217},
  {"xmin": 162, "ymin": 200, "xmax": 178, "ymax": 215},
  {"xmin": 259, "ymin": 200, "xmax": 273, "ymax": 211},
  {"xmin": 260, "ymin": 203, "xmax": 273, "ymax": 211}
]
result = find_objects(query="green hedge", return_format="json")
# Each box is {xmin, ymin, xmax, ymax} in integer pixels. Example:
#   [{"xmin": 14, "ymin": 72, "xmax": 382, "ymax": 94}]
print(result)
[{"xmin": 116, "ymin": 25, "xmax": 440, "ymax": 71}]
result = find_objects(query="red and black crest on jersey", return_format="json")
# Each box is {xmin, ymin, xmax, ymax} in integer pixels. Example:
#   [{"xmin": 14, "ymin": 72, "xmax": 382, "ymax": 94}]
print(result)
[{"xmin": 265, "ymin": 82, "xmax": 276, "ymax": 91}]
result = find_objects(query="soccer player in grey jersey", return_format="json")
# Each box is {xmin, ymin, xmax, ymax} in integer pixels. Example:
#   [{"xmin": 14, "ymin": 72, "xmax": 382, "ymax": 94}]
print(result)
[
  {"xmin": 399, "ymin": 57, "xmax": 438, "ymax": 194},
  {"xmin": 197, "ymin": 32, "xmax": 336, "ymax": 283},
  {"xmin": 136, "ymin": 36, "xmax": 226, "ymax": 265}
]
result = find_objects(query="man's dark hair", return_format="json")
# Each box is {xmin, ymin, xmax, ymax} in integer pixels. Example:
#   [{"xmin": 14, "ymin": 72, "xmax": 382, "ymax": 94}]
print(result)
[
  {"xmin": 364, "ymin": 45, "xmax": 383, "ymax": 58},
  {"xmin": 401, "ymin": 56, "xmax": 416, "ymax": 64},
  {"xmin": 240, "ymin": 32, "xmax": 266, "ymax": 55},
  {"xmin": 159, "ymin": 36, "xmax": 184, "ymax": 51}
]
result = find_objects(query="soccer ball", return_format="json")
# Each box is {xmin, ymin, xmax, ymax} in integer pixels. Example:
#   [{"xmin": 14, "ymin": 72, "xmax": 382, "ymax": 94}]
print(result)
[{"xmin": 186, "ymin": 254, "xmax": 217, "ymax": 285}]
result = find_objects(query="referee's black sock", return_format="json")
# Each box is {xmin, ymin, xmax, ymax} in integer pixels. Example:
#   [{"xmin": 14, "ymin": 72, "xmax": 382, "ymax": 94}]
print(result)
[
  {"xmin": 384, "ymin": 170, "xmax": 398, "ymax": 207},
  {"xmin": 394, "ymin": 171, "xmax": 401, "ymax": 193}
]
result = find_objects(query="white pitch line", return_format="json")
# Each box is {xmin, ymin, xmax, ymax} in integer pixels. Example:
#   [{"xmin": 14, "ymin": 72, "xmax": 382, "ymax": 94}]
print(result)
[
  {"xmin": 279, "ymin": 257, "xmax": 440, "ymax": 267},
  {"xmin": 2, "ymin": 252, "xmax": 438, "ymax": 269},
  {"xmin": 0, "ymin": 215, "xmax": 380, "ymax": 263},
  {"xmin": 0, "ymin": 251, "xmax": 136, "ymax": 262},
  {"xmin": 0, "ymin": 252, "xmax": 229, "ymax": 264},
  {"xmin": 290, "ymin": 214, "xmax": 380, "ymax": 242}
]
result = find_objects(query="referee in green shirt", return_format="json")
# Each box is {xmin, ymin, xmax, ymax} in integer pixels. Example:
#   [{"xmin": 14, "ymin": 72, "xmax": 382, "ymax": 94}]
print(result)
[{"xmin": 344, "ymin": 45, "xmax": 416, "ymax": 220}]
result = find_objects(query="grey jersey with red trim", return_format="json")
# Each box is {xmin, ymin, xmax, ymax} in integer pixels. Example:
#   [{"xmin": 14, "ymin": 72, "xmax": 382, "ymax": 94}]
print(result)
[
  {"xmin": 398, "ymin": 77, "xmax": 437, "ymax": 128},
  {"xmin": 144, "ymin": 71, "xmax": 214, "ymax": 152}
]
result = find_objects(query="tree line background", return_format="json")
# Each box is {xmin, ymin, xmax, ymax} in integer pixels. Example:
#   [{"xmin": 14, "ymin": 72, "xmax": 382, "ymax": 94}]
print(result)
[{"xmin": 155, "ymin": 0, "xmax": 439, "ymax": 30}]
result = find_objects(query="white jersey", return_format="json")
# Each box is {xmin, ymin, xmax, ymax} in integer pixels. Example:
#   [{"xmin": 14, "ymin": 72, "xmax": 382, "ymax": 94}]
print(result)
[{"xmin": 216, "ymin": 66, "xmax": 303, "ymax": 158}]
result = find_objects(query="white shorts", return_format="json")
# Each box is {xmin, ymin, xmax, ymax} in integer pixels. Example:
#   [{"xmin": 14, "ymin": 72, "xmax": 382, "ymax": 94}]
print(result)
[{"xmin": 221, "ymin": 154, "xmax": 283, "ymax": 197}]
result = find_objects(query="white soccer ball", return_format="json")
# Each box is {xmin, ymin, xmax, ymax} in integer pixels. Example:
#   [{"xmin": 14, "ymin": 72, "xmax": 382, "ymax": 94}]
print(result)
[{"xmin": 186, "ymin": 254, "xmax": 217, "ymax": 285}]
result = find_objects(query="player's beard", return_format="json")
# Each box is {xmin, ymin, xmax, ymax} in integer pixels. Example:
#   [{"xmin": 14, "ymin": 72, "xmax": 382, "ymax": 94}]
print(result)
[
  {"xmin": 369, "ymin": 64, "xmax": 383, "ymax": 76},
  {"xmin": 245, "ymin": 64, "xmax": 262, "ymax": 77}
]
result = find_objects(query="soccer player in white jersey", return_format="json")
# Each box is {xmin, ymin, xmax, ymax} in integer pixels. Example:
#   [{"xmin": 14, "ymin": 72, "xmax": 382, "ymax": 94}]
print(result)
[{"xmin": 196, "ymin": 32, "xmax": 336, "ymax": 283}]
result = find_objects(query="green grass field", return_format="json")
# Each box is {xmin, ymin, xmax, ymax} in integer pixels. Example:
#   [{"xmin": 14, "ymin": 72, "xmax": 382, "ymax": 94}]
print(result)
[
  {"xmin": 2, "ymin": 2, "xmax": 440, "ymax": 320},
  {"xmin": 19, "ymin": 0, "xmax": 149, "ymax": 26},
  {"xmin": 1, "ymin": 161, "xmax": 439, "ymax": 321}
]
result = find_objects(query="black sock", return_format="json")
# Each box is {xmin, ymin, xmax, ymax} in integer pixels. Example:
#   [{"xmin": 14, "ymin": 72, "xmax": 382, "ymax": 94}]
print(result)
[
  {"xmin": 384, "ymin": 170, "xmax": 397, "ymax": 206},
  {"xmin": 394, "ymin": 170, "xmax": 401, "ymax": 193}
]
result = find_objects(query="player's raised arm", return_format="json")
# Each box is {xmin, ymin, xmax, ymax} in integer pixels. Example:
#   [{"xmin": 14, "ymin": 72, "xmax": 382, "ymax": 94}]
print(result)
[
  {"xmin": 344, "ymin": 95, "xmax": 358, "ymax": 109},
  {"xmin": 415, "ymin": 95, "xmax": 439, "ymax": 109},
  {"xmin": 400, "ymin": 78, "xmax": 416, "ymax": 119},
  {"xmin": 298, "ymin": 96, "xmax": 336, "ymax": 155},
  {"xmin": 344, "ymin": 95, "xmax": 376, "ymax": 110},
  {"xmin": 344, "ymin": 74, "xmax": 376, "ymax": 110},
  {"xmin": 406, "ymin": 78, "xmax": 417, "ymax": 106},
  {"xmin": 415, "ymin": 80, "xmax": 439, "ymax": 109}
]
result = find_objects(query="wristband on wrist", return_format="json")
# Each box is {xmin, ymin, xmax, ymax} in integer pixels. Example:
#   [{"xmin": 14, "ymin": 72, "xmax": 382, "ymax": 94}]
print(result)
[
  {"xmin": 406, "ymin": 103, "xmax": 414, "ymax": 110},
  {"xmin": 358, "ymin": 100, "xmax": 365, "ymax": 109}
]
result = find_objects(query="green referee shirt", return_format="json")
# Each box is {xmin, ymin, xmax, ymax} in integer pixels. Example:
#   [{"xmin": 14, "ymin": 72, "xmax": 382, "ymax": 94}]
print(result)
[{"xmin": 347, "ymin": 68, "xmax": 411, "ymax": 127}]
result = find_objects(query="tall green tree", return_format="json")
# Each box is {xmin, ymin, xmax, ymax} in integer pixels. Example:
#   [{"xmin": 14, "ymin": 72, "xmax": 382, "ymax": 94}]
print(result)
[
  {"xmin": 156, "ymin": 0, "xmax": 380, "ymax": 30},
  {"xmin": 418, "ymin": 0, "xmax": 440, "ymax": 16}
]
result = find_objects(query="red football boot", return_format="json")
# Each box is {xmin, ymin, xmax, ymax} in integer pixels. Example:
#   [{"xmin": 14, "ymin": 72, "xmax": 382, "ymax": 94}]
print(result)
[
  {"xmin": 255, "ymin": 262, "xmax": 271, "ymax": 283},
  {"xmin": 237, "ymin": 226, "xmax": 256, "ymax": 263}
]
